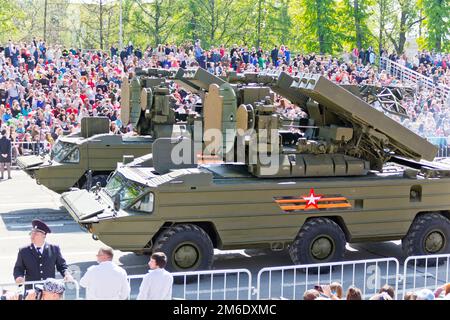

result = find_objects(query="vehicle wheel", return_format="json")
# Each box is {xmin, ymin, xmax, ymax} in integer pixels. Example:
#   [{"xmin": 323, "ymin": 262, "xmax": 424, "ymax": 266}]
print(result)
[
  {"xmin": 82, "ymin": 174, "xmax": 109, "ymax": 190},
  {"xmin": 402, "ymin": 213, "xmax": 450, "ymax": 266},
  {"xmin": 289, "ymin": 218, "xmax": 346, "ymax": 273},
  {"xmin": 152, "ymin": 224, "xmax": 214, "ymax": 273}
]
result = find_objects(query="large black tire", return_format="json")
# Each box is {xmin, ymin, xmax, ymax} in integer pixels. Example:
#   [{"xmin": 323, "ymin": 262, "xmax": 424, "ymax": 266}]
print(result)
[
  {"xmin": 152, "ymin": 224, "xmax": 214, "ymax": 273},
  {"xmin": 289, "ymin": 218, "xmax": 346, "ymax": 272},
  {"xmin": 82, "ymin": 174, "xmax": 109, "ymax": 190},
  {"xmin": 402, "ymin": 213, "xmax": 450, "ymax": 266}
]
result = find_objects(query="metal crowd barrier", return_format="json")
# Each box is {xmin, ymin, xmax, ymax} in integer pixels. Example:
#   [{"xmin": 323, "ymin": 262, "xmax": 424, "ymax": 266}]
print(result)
[
  {"xmin": 4, "ymin": 254, "xmax": 450, "ymax": 300},
  {"xmin": 401, "ymin": 254, "xmax": 450, "ymax": 299},
  {"xmin": 426, "ymin": 137, "xmax": 449, "ymax": 158},
  {"xmin": 127, "ymin": 268, "xmax": 253, "ymax": 300},
  {"xmin": 380, "ymin": 57, "xmax": 450, "ymax": 101},
  {"xmin": 10, "ymin": 141, "xmax": 50, "ymax": 167},
  {"xmin": 256, "ymin": 258, "xmax": 400, "ymax": 300},
  {"xmin": 0, "ymin": 279, "xmax": 80, "ymax": 300}
]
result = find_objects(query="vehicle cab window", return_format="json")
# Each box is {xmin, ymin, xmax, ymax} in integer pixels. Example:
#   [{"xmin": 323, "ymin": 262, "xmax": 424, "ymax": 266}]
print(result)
[
  {"xmin": 62, "ymin": 148, "xmax": 80, "ymax": 163},
  {"xmin": 130, "ymin": 193, "xmax": 154, "ymax": 213}
]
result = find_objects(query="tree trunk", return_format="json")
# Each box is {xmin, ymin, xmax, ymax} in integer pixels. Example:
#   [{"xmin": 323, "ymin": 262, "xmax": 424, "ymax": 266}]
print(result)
[
  {"xmin": 210, "ymin": 0, "xmax": 215, "ymax": 43},
  {"xmin": 99, "ymin": 0, "xmax": 104, "ymax": 50},
  {"xmin": 418, "ymin": 8, "xmax": 422, "ymax": 37},
  {"xmin": 378, "ymin": 0, "xmax": 385, "ymax": 54},
  {"xmin": 316, "ymin": 0, "xmax": 325, "ymax": 54},
  {"xmin": 436, "ymin": 38, "xmax": 441, "ymax": 52},
  {"xmin": 154, "ymin": 0, "xmax": 161, "ymax": 46},
  {"xmin": 354, "ymin": 0, "xmax": 362, "ymax": 50},
  {"xmin": 44, "ymin": 0, "xmax": 48, "ymax": 42},
  {"xmin": 257, "ymin": 0, "xmax": 262, "ymax": 48},
  {"xmin": 397, "ymin": 9, "xmax": 407, "ymax": 54}
]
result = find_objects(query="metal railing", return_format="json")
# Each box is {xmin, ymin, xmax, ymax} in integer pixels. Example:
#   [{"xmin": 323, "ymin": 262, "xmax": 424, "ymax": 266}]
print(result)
[
  {"xmin": 127, "ymin": 268, "xmax": 253, "ymax": 300},
  {"xmin": 426, "ymin": 137, "xmax": 449, "ymax": 158},
  {"xmin": 0, "ymin": 279, "xmax": 80, "ymax": 300},
  {"xmin": 402, "ymin": 254, "xmax": 450, "ymax": 299},
  {"xmin": 256, "ymin": 258, "xmax": 400, "ymax": 300},
  {"xmin": 380, "ymin": 57, "xmax": 450, "ymax": 102},
  {"xmin": 11, "ymin": 141, "xmax": 50, "ymax": 167},
  {"xmin": 3, "ymin": 254, "xmax": 448, "ymax": 300}
]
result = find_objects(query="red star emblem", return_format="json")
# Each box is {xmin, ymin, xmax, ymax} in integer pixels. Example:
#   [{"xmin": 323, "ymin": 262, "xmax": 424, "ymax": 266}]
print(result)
[{"xmin": 302, "ymin": 188, "xmax": 322, "ymax": 209}]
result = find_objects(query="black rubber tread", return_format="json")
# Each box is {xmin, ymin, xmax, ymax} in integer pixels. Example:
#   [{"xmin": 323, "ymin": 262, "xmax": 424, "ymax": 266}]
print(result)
[
  {"xmin": 402, "ymin": 213, "xmax": 450, "ymax": 266},
  {"xmin": 152, "ymin": 223, "xmax": 214, "ymax": 272},
  {"xmin": 289, "ymin": 217, "xmax": 346, "ymax": 266}
]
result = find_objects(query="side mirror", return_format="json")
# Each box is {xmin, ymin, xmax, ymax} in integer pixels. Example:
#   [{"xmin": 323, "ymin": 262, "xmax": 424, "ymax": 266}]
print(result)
[{"xmin": 113, "ymin": 194, "xmax": 121, "ymax": 211}]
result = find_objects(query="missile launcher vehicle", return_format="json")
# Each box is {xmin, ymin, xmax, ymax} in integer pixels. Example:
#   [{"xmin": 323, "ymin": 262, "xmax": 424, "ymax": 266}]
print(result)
[
  {"xmin": 62, "ymin": 68, "xmax": 450, "ymax": 273},
  {"xmin": 17, "ymin": 68, "xmax": 189, "ymax": 193}
]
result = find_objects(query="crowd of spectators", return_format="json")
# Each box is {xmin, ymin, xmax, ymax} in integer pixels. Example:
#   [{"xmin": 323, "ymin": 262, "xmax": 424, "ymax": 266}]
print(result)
[
  {"xmin": 385, "ymin": 49, "xmax": 450, "ymax": 88},
  {"xmin": 0, "ymin": 39, "xmax": 448, "ymax": 164},
  {"xmin": 121, "ymin": 40, "xmax": 449, "ymax": 141},
  {"xmin": 0, "ymin": 38, "xmax": 127, "ymax": 159},
  {"xmin": 303, "ymin": 282, "xmax": 450, "ymax": 300}
]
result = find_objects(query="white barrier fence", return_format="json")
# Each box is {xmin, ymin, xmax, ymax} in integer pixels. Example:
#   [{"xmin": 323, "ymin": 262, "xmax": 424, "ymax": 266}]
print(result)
[
  {"xmin": 0, "ymin": 279, "xmax": 80, "ymax": 300},
  {"xmin": 127, "ymin": 268, "xmax": 253, "ymax": 300},
  {"xmin": 380, "ymin": 57, "xmax": 450, "ymax": 102},
  {"xmin": 2, "ymin": 254, "xmax": 450, "ymax": 300},
  {"xmin": 256, "ymin": 258, "xmax": 400, "ymax": 300},
  {"xmin": 11, "ymin": 141, "xmax": 51, "ymax": 167},
  {"xmin": 402, "ymin": 254, "xmax": 450, "ymax": 298}
]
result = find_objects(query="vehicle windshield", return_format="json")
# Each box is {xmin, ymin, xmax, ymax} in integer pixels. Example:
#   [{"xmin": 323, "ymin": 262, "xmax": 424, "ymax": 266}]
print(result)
[
  {"xmin": 104, "ymin": 173, "xmax": 147, "ymax": 209},
  {"xmin": 52, "ymin": 141, "xmax": 76, "ymax": 162}
]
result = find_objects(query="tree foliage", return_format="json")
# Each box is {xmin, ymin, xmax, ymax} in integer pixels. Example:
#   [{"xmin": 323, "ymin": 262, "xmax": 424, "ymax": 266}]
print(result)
[
  {"xmin": 2, "ymin": 0, "xmax": 448, "ymax": 54},
  {"xmin": 420, "ymin": 0, "xmax": 449, "ymax": 52}
]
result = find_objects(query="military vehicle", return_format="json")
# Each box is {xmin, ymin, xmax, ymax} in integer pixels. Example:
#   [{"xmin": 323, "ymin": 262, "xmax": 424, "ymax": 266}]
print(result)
[
  {"xmin": 17, "ymin": 68, "xmax": 198, "ymax": 193},
  {"xmin": 62, "ymin": 68, "xmax": 450, "ymax": 273},
  {"xmin": 17, "ymin": 117, "xmax": 153, "ymax": 193}
]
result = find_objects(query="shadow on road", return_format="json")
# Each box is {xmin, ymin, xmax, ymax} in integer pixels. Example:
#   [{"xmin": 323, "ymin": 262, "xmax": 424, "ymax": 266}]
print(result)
[
  {"xmin": 1, "ymin": 207, "xmax": 80, "ymax": 234},
  {"xmin": 119, "ymin": 253, "xmax": 149, "ymax": 275}
]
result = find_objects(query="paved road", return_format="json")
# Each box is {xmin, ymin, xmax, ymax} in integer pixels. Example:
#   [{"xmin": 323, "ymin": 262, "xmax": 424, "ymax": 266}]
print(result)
[{"xmin": 1, "ymin": 171, "xmax": 448, "ymax": 299}]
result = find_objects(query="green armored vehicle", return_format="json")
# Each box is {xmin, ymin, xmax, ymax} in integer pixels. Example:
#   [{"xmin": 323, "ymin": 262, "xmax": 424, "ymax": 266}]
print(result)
[
  {"xmin": 18, "ymin": 68, "xmax": 191, "ymax": 193},
  {"xmin": 17, "ymin": 117, "xmax": 153, "ymax": 193},
  {"xmin": 62, "ymin": 69, "xmax": 450, "ymax": 273}
]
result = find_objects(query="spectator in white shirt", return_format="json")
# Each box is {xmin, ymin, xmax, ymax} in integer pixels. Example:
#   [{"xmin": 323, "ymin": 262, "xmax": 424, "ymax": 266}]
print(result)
[
  {"xmin": 79, "ymin": 247, "xmax": 130, "ymax": 300},
  {"xmin": 137, "ymin": 252, "xmax": 173, "ymax": 300}
]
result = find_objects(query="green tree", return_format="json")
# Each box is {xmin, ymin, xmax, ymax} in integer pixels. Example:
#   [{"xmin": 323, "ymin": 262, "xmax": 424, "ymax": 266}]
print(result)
[
  {"xmin": 342, "ymin": 0, "xmax": 374, "ymax": 50},
  {"xmin": 384, "ymin": 0, "xmax": 423, "ymax": 54},
  {"xmin": 130, "ymin": 0, "xmax": 181, "ymax": 47},
  {"xmin": 79, "ymin": 0, "xmax": 118, "ymax": 50},
  {"xmin": 299, "ymin": 0, "xmax": 342, "ymax": 54},
  {"xmin": 420, "ymin": 0, "xmax": 449, "ymax": 51},
  {"xmin": 373, "ymin": 0, "xmax": 394, "ymax": 54}
]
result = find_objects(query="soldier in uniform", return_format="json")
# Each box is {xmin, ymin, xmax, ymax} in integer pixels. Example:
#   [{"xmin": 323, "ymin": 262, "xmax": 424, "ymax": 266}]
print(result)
[{"xmin": 13, "ymin": 220, "xmax": 73, "ymax": 285}]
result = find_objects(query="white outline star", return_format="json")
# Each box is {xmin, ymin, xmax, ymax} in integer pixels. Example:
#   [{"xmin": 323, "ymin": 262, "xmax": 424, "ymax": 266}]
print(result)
[{"xmin": 302, "ymin": 188, "xmax": 322, "ymax": 209}]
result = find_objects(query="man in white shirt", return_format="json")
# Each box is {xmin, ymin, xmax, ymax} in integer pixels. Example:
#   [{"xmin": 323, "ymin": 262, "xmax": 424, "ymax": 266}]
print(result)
[
  {"xmin": 137, "ymin": 252, "xmax": 173, "ymax": 300},
  {"xmin": 80, "ymin": 247, "xmax": 130, "ymax": 300}
]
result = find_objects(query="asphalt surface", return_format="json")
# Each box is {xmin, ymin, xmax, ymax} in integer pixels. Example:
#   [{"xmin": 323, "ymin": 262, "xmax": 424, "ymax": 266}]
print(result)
[{"xmin": 1, "ymin": 171, "xmax": 448, "ymax": 299}]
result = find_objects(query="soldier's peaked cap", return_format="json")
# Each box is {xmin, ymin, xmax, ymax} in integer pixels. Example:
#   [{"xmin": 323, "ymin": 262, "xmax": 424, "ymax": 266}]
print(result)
[{"xmin": 31, "ymin": 219, "xmax": 51, "ymax": 234}]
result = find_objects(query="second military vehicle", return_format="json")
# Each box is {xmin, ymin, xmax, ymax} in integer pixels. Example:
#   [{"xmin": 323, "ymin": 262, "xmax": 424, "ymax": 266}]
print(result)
[
  {"xmin": 18, "ymin": 68, "xmax": 194, "ymax": 193},
  {"xmin": 62, "ymin": 69, "xmax": 450, "ymax": 273},
  {"xmin": 17, "ymin": 117, "xmax": 153, "ymax": 193}
]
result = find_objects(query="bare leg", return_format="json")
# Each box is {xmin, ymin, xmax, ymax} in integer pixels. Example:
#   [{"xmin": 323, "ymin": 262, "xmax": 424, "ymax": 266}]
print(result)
[
  {"xmin": 0, "ymin": 163, "xmax": 4, "ymax": 179},
  {"xmin": 6, "ymin": 163, "xmax": 11, "ymax": 179}
]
